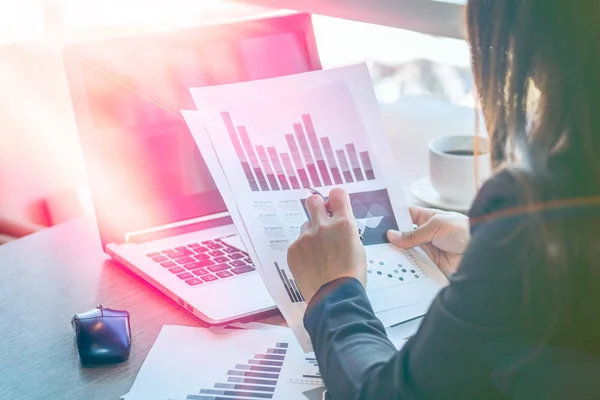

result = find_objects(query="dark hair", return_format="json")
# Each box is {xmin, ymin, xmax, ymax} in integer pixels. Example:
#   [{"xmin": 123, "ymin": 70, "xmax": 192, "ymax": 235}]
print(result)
[
  {"xmin": 466, "ymin": 0, "xmax": 600, "ymax": 357},
  {"xmin": 468, "ymin": 0, "xmax": 600, "ymax": 170}
]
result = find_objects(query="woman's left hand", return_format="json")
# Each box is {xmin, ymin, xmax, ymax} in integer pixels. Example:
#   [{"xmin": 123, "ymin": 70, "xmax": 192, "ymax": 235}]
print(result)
[{"xmin": 288, "ymin": 188, "xmax": 367, "ymax": 304}]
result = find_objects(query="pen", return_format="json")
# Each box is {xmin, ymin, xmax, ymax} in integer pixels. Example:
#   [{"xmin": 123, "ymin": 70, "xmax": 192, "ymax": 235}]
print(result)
[{"xmin": 305, "ymin": 186, "xmax": 363, "ymax": 241}]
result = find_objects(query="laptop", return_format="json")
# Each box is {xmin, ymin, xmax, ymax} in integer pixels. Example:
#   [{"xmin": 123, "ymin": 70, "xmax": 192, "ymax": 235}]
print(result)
[{"xmin": 62, "ymin": 12, "xmax": 322, "ymax": 324}]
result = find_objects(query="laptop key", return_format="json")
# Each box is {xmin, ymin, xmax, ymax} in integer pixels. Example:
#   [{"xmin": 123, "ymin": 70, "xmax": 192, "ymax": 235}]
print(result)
[
  {"xmin": 168, "ymin": 252, "xmax": 194, "ymax": 260},
  {"xmin": 201, "ymin": 274, "xmax": 219, "ymax": 282},
  {"xmin": 146, "ymin": 252, "xmax": 161, "ymax": 257},
  {"xmin": 232, "ymin": 265, "xmax": 255, "ymax": 275},
  {"xmin": 195, "ymin": 253, "xmax": 210, "ymax": 261},
  {"xmin": 194, "ymin": 247, "xmax": 209, "ymax": 253},
  {"xmin": 207, "ymin": 264, "xmax": 231, "ymax": 273},
  {"xmin": 223, "ymin": 247, "xmax": 239, "ymax": 253},
  {"xmin": 243, "ymin": 258, "xmax": 253, "ymax": 264},
  {"xmin": 168, "ymin": 250, "xmax": 194, "ymax": 257},
  {"xmin": 177, "ymin": 272, "xmax": 194, "ymax": 280},
  {"xmin": 192, "ymin": 268, "xmax": 210, "ymax": 276},
  {"xmin": 169, "ymin": 266, "xmax": 186, "ymax": 274},
  {"xmin": 175, "ymin": 256, "xmax": 196, "ymax": 265},
  {"xmin": 185, "ymin": 277, "xmax": 203, "ymax": 286},
  {"xmin": 214, "ymin": 256, "xmax": 229, "ymax": 263},
  {"xmin": 216, "ymin": 271, "xmax": 233, "ymax": 279},
  {"xmin": 160, "ymin": 261, "xmax": 177, "ymax": 268},
  {"xmin": 186, "ymin": 260, "xmax": 215, "ymax": 270},
  {"xmin": 229, "ymin": 253, "xmax": 245, "ymax": 260},
  {"xmin": 207, "ymin": 243, "xmax": 223, "ymax": 250},
  {"xmin": 230, "ymin": 260, "xmax": 247, "ymax": 267},
  {"xmin": 152, "ymin": 256, "xmax": 169, "ymax": 263},
  {"xmin": 187, "ymin": 243, "xmax": 201, "ymax": 248},
  {"xmin": 209, "ymin": 250, "xmax": 224, "ymax": 257},
  {"xmin": 175, "ymin": 246, "xmax": 187, "ymax": 251}
]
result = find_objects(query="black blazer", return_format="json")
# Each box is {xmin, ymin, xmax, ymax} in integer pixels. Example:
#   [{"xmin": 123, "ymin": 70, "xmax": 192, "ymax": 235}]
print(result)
[{"xmin": 304, "ymin": 170, "xmax": 600, "ymax": 399}]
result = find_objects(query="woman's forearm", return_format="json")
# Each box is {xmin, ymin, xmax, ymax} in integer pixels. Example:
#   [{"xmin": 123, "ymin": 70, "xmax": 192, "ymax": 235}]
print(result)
[{"xmin": 304, "ymin": 277, "xmax": 411, "ymax": 400}]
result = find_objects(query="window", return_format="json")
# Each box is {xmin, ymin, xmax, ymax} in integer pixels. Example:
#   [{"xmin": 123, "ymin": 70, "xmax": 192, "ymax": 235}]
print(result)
[
  {"xmin": 0, "ymin": 1, "xmax": 473, "ymax": 108},
  {"xmin": 0, "ymin": 0, "xmax": 274, "ymax": 45},
  {"xmin": 1, "ymin": 0, "xmax": 474, "ymax": 120},
  {"xmin": 0, "ymin": 0, "xmax": 45, "ymax": 45},
  {"xmin": 312, "ymin": 15, "xmax": 472, "ymax": 106},
  {"xmin": 240, "ymin": 0, "xmax": 467, "ymax": 39},
  {"xmin": 58, "ymin": 0, "xmax": 269, "ymax": 38},
  {"xmin": 225, "ymin": 1, "xmax": 473, "ymax": 106}
]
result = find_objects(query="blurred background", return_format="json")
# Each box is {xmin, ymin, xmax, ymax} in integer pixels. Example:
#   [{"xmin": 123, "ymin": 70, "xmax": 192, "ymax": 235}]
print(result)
[{"xmin": 0, "ymin": 0, "xmax": 472, "ymax": 243}]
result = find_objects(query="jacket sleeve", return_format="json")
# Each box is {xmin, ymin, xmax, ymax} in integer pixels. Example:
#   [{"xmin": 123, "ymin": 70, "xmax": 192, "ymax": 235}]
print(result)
[{"xmin": 303, "ymin": 171, "xmax": 537, "ymax": 400}]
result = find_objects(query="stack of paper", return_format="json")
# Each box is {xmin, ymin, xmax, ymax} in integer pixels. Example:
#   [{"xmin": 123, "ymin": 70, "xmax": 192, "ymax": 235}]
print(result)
[
  {"xmin": 122, "ymin": 321, "xmax": 422, "ymax": 400},
  {"xmin": 182, "ymin": 63, "xmax": 448, "ymax": 350}
]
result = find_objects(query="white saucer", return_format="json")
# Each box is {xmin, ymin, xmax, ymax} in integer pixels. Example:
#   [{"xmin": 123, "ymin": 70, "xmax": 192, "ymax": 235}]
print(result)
[{"xmin": 410, "ymin": 177, "xmax": 472, "ymax": 213}]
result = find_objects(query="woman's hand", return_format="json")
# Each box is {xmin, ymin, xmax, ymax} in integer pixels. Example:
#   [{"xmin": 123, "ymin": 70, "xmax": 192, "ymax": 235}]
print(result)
[
  {"xmin": 386, "ymin": 206, "xmax": 470, "ymax": 277},
  {"xmin": 288, "ymin": 188, "xmax": 367, "ymax": 304}
]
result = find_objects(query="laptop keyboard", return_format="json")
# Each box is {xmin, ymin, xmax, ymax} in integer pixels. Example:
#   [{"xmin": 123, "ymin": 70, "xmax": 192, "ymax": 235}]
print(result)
[{"xmin": 145, "ymin": 238, "xmax": 256, "ymax": 286}]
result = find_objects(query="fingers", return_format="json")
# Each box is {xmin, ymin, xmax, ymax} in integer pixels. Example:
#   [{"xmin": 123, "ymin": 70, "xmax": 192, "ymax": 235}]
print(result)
[
  {"xmin": 305, "ymin": 194, "xmax": 329, "ymax": 225},
  {"xmin": 328, "ymin": 188, "xmax": 353, "ymax": 218},
  {"xmin": 300, "ymin": 220, "xmax": 311, "ymax": 235},
  {"xmin": 408, "ymin": 206, "xmax": 439, "ymax": 227},
  {"xmin": 419, "ymin": 243, "xmax": 440, "ymax": 266},
  {"xmin": 387, "ymin": 219, "xmax": 440, "ymax": 248}
]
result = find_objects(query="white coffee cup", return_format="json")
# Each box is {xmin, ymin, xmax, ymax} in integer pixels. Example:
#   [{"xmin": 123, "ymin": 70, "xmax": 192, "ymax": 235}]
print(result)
[{"xmin": 429, "ymin": 135, "xmax": 491, "ymax": 204}]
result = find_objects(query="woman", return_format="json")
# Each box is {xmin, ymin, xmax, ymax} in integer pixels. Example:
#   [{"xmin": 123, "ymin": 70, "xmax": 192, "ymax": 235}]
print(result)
[{"xmin": 288, "ymin": 1, "xmax": 600, "ymax": 399}]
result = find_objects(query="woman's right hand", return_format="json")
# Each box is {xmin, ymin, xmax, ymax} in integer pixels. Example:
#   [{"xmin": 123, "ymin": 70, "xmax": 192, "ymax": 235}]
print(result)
[{"xmin": 386, "ymin": 206, "xmax": 470, "ymax": 277}]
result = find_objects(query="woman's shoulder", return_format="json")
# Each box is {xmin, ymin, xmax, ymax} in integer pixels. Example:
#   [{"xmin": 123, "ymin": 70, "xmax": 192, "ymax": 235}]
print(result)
[
  {"xmin": 468, "ymin": 168, "xmax": 526, "ymax": 230},
  {"xmin": 454, "ymin": 169, "xmax": 544, "ymax": 294}
]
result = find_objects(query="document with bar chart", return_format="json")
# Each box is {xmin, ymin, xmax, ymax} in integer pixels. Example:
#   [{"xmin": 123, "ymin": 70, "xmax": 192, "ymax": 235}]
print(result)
[
  {"xmin": 220, "ymin": 109, "xmax": 378, "ymax": 192},
  {"xmin": 122, "ymin": 325, "xmax": 326, "ymax": 400},
  {"xmin": 186, "ymin": 64, "xmax": 448, "ymax": 350}
]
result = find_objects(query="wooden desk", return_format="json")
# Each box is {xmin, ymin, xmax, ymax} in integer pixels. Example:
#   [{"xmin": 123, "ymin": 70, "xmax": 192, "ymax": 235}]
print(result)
[{"xmin": 0, "ymin": 217, "xmax": 283, "ymax": 400}]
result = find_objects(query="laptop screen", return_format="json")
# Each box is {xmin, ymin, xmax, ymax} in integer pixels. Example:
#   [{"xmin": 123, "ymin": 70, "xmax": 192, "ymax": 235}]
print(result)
[{"xmin": 63, "ymin": 13, "xmax": 321, "ymax": 249}]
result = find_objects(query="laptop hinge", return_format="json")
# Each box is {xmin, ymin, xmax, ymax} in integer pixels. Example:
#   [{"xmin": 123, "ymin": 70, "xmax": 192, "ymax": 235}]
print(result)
[{"xmin": 125, "ymin": 212, "xmax": 232, "ymax": 244}]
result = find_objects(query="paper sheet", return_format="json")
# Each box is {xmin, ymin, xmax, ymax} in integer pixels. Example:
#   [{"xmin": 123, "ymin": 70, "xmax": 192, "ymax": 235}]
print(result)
[
  {"xmin": 224, "ymin": 322, "xmax": 289, "ymax": 331},
  {"xmin": 121, "ymin": 320, "xmax": 423, "ymax": 400},
  {"xmin": 123, "ymin": 325, "xmax": 326, "ymax": 400},
  {"xmin": 184, "ymin": 64, "xmax": 448, "ymax": 351},
  {"xmin": 386, "ymin": 317, "xmax": 424, "ymax": 350},
  {"xmin": 226, "ymin": 320, "xmax": 421, "ymax": 351}
]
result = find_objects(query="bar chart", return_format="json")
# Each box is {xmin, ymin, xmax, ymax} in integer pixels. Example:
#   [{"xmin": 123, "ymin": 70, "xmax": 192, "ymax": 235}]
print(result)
[
  {"xmin": 186, "ymin": 342, "xmax": 289, "ymax": 400},
  {"xmin": 274, "ymin": 262, "xmax": 305, "ymax": 303},
  {"xmin": 221, "ymin": 111, "xmax": 377, "ymax": 192},
  {"xmin": 287, "ymin": 354, "xmax": 323, "ymax": 390},
  {"xmin": 303, "ymin": 357, "xmax": 321, "ymax": 380}
]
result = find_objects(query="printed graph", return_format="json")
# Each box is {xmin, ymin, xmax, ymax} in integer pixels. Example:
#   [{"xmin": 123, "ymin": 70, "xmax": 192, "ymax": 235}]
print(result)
[
  {"xmin": 302, "ymin": 357, "xmax": 321, "ymax": 380},
  {"xmin": 350, "ymin": 189, "xmax": 399, "ymax": 246},
  {"xmin": 288, "ymin": 355, "xmax": 325, "ymax": 399},
  {"xmin": 222, "ymin": 111, "xmax": 377, "ymax": 192},
  {"xmin": 274, "ymin": 262, "xmax": 305, "ymax": 303},
  {"xmin": 301, "ymin": 189, "xmax": 399, "ymax": 246},
  {"xmin": 185, "ymin": 342, "xmax": 289, "ymax": 400}
]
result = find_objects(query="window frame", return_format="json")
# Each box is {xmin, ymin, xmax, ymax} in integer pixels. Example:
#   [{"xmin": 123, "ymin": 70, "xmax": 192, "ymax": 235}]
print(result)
[{"xmin": 237, "ymin": 0, "xmax": 467, "ymax": 39}]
